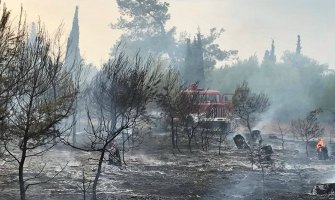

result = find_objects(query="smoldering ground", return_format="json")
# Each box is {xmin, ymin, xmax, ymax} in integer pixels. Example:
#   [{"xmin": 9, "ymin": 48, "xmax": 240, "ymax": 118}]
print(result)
[{"xmin": 2, "ymin": 129, "xmax": 335, "ymax": 200}]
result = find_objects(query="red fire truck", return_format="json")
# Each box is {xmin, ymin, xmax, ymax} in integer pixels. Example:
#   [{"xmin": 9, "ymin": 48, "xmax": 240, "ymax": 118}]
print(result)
[{"xmin": 181, "ymin": 83, "xmax": 233, "ymax": 130}]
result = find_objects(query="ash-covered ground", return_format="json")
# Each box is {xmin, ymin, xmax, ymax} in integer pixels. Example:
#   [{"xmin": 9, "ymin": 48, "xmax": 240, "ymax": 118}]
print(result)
[{"xmin": 1, "ymin": 131, "xmax": 335, "ymax": 200}]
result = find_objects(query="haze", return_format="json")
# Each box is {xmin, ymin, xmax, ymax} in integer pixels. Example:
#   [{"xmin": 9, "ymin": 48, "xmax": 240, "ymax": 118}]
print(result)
[{"xmin": 4, "ymin": 0, "xmax": 335, "ymax": 67}]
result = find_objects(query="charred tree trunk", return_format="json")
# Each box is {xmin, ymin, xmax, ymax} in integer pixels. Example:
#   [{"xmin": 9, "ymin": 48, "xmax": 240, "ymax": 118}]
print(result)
[
  {"xmin": 171, "ymin": 117, "xmax": 176, "ymax": 149},
  {"xmin": 188, "ymin": 133, "xmax": 192, "ymax": 153},
  {"xmin": 121, "ymin": 117, "xmax": 127, "ymax": 166},
  {"xmin": 52, "ymin": 83, "xmax": 58, "ymax": 145},
  {"xmin": 92, "ymin": 148, "xmax": 106, "ymax": 200},
  {"xmin": 193, "ymin": 131, "xmax": 199, "ymax": 149},
  {"xmin": 72, "ymin": 88, "xmax": 80, "ymax": 146},
  {"xmin": 19, "ymin": 140, "xmax": 27, "ymax": 200},
  {"xmin": 187, "ymin": 128, "xmax": 194, "ymax": 153},
  {"xmin": 175, "ymin": 125, "xmax": 181, "ymax": 153},
  {"xmin": 204, "ymin": 130, "xmax": 210, "ymax": 151},
  {"xmin": 247, "ymin": 116, "xmax": 252, "ymax": 135},
  {"xmin": 305, "ymin": 140, "xmax": 309, "ymax": 157},
  {"xmin": 122, "ymin": 133, "xmax": 127, "ymax": 166}
]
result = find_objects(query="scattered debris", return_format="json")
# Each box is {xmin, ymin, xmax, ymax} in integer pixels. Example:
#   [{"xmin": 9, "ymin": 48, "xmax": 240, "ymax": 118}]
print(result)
[
  {"xmin": 251, "ymin": 130, "xmax": 262, "ymax": 143},
  {"xmin": 311, "ymin": 183, "xmax": 335, "ymax": 195},
  {"xmin": 261, "ymin": 145, "xmax": 274, "ymax": 161},
  {"xmin": 233, "ymin": 134, "xmax": 250, "ymax": 149}
]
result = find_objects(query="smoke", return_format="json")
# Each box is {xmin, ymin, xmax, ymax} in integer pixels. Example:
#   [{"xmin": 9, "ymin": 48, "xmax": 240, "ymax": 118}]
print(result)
[
  {"xmin": 131, "ymin": 154, "xmax": 167, "ymax": 166},
  {"xmin": 253, "ymin": 103, "xmax": 280, "ymax": 131},
  {"xmin": 210, "ymin": 51, "xmax": 331, "ymax": 126}
]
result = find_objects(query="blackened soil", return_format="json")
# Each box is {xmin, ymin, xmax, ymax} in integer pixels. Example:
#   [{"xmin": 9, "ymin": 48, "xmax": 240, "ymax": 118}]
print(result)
[{"xmin": 1, "ymin": 133, "xmax": 335, "ymax": 199}]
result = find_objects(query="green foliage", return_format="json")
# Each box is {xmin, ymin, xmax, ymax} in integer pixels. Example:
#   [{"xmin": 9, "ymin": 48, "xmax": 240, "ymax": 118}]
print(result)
[
  {"xmin": 111, "ymin": 0, "xmax": 175, "ymax": 58},
  {"xmin": 296, "ymin": 35, "xmax": 302, "ymax": 55},
  {"xmin": 320, "ymin": 73, "xmax": 335, "ymax": 114},
  {"xmin": 261, "ymin": 40, "xmax": 276, "ymax": 66},
  {"xmin": 208, "ymin": 47, "xmax": 332, "ymax": 121},
  {"xmin": 182, "ymin": 33, "xmax": 205, "ymax": 87},
  {"xmin": 111, "ymin": 1, "xmax": 237, "ymax": 71},
  {"xmin": 113, "ymin": 0, "xmax": 171, "ymax": 37},
  {"xmin": 200, "ymin": 28, "xmax": 238, "ymax": 70},
  {"xmin": 208, "ymin": 56, "xmax": 259, "ymax": 92}
]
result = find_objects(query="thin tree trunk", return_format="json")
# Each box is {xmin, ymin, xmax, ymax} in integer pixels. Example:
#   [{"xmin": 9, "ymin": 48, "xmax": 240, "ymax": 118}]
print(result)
[
  {"xmin": 82, "ymin": 168, "xmax": 87, "ymax": 200},
  {"xmin": 171, "ymin": 118, "xmax": 175, "ymax": 149},
  {"xmin": 193, "ymin": 131, "xmax": 199, "ymax": 149},
  {"xmin": 201, "ymin": 132, "xmax": 205, "ymax": 151},
  {"xmin": 305, "ymin": 141, "xmax": 309, "ymax": 157},
  {"xmin": 121, "ymin": 117, "xmax": 126, "ymax": 166},
  {"xmin": 175, "ymin": 126, "xmax": 181, "ymax": 153},
  {"xmin": 52, "ymin": 83, "xmax": 58, "ymax": 145},
  {"xmin": 122, "ymin": 134, "xmax": 127, "ymax": 166},
  {"xmin": 188, "ymin": 128, "xmax": 193, "ymax": 153},
  {"xmin": 122, "ymin": 137, "xmax": 126, "ymax": 166},
  {"xmin": 72, "ymin": 100, "xmax": 77, "ymax": 145},
  {"xmin": 19, "ymin": 140, "xmax": 27, "ymax": 200},
  {"xmin": 92, "ymin": 149, "xmax": 105, "ymax": 200},
  {"xmin": 247, "ymin": 116, "xmax": 252, "ymax": 135}
]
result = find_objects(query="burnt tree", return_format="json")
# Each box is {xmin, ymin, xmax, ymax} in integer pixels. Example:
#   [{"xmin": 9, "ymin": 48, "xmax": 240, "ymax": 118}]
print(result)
[
  {"xmin": 2, "ymin": 23, "xmax": 77, "ymax": 200},
  {"xmin": 157, "ymin": 69, "xmax": 186, "ymax": 151},
  {"xmin": 276, "ymin": 120, "xmax": 288, "ymax": 150},
  {"xmin": 232, "ymin": 81, "xmax": 270, "ymax": 135},
  {"xmin": 0, "ymin": 4, "xmax": 26, "ymax": 142},
  {"xmin": 157, "ymin": 69, "xmax": 205, "ymax": 152},
  {"xmin": 66, "ymin": 52, "xmax": 162, "ymax": 200},
  {"xmin": 291, "ymin": 108, "xmax": 324, "ymax": 157}
]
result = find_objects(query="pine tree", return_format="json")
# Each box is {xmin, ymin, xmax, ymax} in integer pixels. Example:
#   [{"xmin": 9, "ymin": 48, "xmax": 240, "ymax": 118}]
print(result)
[
  {"xmin": 296, "ymin": 35, "xmax": 302, "ymax": 54},
  {"xmin": 194, "ymin": 32, "xmax": 205, "ymax": 87},
  {"xmin": 183, "ymin": 39, "xmax": 192, "ymax": 82},
  {"xmin": 182, "ymin": 32, "xmax": 205, "ymax": 88},
  {"xmin": 262, "ymin": 50, "xmax": 270, "ymax": 65},
  {"xmin": 269, "ymin": 40, "xmax": 276, "ymax": 63},
  {"xmin": 262, "ymin": 40, "xmax": 276, "ymax": 66},
  {"xmin": 65, "ymin": 6, "xmax": 81, "ymax": 72},
  {"xmin": 65, "ymin": 6, "xmax": 82, "ymax": 145}
]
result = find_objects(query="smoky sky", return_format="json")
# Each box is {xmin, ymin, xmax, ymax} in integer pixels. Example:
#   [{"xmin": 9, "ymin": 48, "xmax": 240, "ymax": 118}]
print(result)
[{"xmin": 5, "ymin": 0, "xmax": 335, "ymax": 68}]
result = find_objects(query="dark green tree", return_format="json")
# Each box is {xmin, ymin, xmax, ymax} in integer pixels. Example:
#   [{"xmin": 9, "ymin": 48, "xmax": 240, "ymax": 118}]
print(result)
[
  {"xmin": 182, "ymin": 32, "xmax": 205, "ymax": 87},
  {"xmin": 262, "ymin": 50, "xmax": 270, "ymax": 66},
  {"xmin": 262, "ymin": 40, "xmax": 276, "ymax": 66},
  {"xmin": 111, "ymin": 1, "xmax": 237, "ymax": 70},
  {"xmin": 269, "ymin": 40, "xmax": 276, "ymax": 63},
  {"xmin": 209, "ymin": 56, "xmax": 259, "ymax": 92},
  {"xmin": 200, "ymin": 28, "xmax": 238, "ymax": 70},
  {"xmin": 111, "ymin": 0, "xmax": 176, "ymax": 58},
  {"xmin": 296, "ymin": 35, "xmax": 302, "ymax": 55}
]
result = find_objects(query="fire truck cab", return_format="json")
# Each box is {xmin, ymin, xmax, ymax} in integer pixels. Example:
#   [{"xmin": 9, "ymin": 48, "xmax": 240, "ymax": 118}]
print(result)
[{"xmin": 181, "ymin": 83, "xmax": 233, "ymax": 130}]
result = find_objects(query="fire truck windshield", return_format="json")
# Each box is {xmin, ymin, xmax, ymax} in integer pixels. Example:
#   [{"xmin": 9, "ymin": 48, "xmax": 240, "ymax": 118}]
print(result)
[{"xmin": 197, "ymin": 94, "xmax": 220, "ymax": 103}]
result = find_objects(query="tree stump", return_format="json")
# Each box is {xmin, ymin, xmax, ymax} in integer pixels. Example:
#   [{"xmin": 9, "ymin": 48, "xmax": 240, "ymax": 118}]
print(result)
[{"xmin": 233, "ymin": 134, "xmax": 250, "ymax": 149}]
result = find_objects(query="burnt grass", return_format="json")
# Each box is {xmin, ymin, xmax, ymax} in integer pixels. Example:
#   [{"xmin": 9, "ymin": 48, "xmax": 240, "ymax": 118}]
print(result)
[{"xmin": 1, "ymin": 131, "xmax": 335, "ymax": 200}]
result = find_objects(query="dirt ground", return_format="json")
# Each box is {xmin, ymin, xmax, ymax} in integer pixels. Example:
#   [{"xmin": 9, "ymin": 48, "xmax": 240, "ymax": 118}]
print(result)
[{"xmin": 1, "ymin": 131, "xmax": 335, "ymax": 200}]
